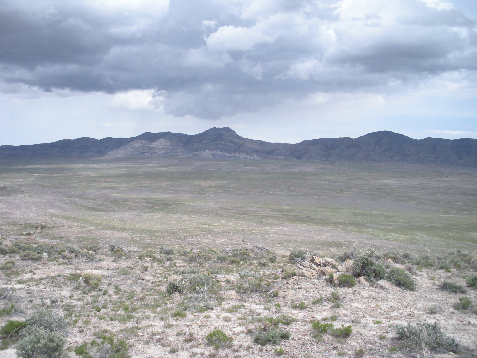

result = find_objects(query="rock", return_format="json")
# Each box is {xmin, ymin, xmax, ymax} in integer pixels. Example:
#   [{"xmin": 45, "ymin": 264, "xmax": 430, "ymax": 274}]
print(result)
[
  {"xmin": 358, "ymin": 276, "xmax": 369, "ymax": 286},
  {"xmin": 360, "ymin": 291, "xmax": 370, "ymax": 298},
  {"xmin": 332, "ymin": 273, "xmax": 339, "ymax": 285},
  {"xmin": 341, "ymin": 259, "xmax": 353, "ymax": 272},
  {"xmin": 223, "ymin": 290, "xmax": 238, "ymax": 300},
  {"xmin": 321, "ymin": 267, "xmax": 337, "ymax": 276},
  {"xmin": 232, "ymin": 326, "xmax": 245, "ymax": 334},
  {"xmin": 385, "ymin": 258, "xmax": 405, "ymax": 270},
  {"xmin": 0, "ymin": 349, "xmax": 17, "ymax": 358},
  {"xmin": 375, "ymin": 280, "xmax": 394, "ymax": 290},
  {"xmin": 310, "ymin": 256, "xmax": 340, "ymax": 269}
]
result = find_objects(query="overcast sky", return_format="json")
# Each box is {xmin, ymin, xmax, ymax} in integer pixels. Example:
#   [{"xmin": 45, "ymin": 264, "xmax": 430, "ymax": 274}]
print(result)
[{"xmin": 1, "ymin": 0, "xmax": 476, "ymax": 145}]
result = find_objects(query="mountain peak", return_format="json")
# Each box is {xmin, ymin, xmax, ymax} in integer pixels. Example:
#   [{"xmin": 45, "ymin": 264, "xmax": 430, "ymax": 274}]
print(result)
[
  {"xmin": 201, "ymin": 127, "xmax": 237, "ymax": 135},
  {"xmin": 359, "ymin": 131, "xmax": 410, "ymax": 138}
]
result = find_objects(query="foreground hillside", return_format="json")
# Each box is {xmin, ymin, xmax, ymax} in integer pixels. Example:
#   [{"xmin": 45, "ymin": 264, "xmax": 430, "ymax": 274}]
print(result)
[
  {"xmin": 0, "ymin": 237, "xmax": 476, "ymax": 357},
  {"xmin": 1, "ymin": 128, "xmax": 476, "ymax": 166}
]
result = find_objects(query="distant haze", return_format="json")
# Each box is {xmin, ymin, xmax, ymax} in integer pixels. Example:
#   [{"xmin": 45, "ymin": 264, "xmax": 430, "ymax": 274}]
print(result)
[{"xmin": 1, "ymin": 0, "xmax": 476, "ymax": 145}]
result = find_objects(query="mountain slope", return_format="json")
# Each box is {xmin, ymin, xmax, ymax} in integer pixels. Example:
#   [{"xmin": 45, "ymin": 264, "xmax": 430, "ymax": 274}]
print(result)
[{"xmin": 1, "ymin": 128, "xmax": 476, "ymax": 166}]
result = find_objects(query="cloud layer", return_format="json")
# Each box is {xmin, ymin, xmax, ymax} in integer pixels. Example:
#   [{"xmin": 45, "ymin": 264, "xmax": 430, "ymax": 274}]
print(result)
[{"xmin": 1, "ymin": 0, "xmax": 476, "ymax": 119}]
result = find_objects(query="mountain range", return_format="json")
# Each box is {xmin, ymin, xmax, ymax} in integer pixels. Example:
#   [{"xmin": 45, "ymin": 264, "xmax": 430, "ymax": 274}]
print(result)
[{"xmin": 1, "ymin": 127, "xmax": 476, "ymax": 166}]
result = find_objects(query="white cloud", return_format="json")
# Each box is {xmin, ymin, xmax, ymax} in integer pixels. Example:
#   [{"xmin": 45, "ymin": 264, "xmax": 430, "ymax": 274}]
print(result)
[
  {"xmin": 206, "ymin": 25, "xmax": 274, "ymax": 51},
  {"xmin": 285, "ymin": 59, "xmax": 322, "ymax": 80},
  {"xmin": 238, "ymin": 60, "xmax": 263, "ymax": 79},
  {"xmin": 183, "ymin": 47, "xmax": 232, "ymax": 68},
  {"xmin": 421, "ymin": 0, "xmax": 454, "ymax": 11},
  {"xmin": 109, "ymin": 89, "xmax": 155, "ymax": 110},
  {"xmin": 85, "ymin": 0, "xmax": 170, "ymax": 14},
  {"xmin": 1, "ymin": 0, "xmax": 476, "ymax": 142}
]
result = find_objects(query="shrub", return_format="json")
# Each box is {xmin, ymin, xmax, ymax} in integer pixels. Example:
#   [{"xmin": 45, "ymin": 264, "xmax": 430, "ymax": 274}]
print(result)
[
  {"xmin": 19, "ymin": 250, "xmax": 41, "ymax": 261},
  {"xmin": 281, "ymin": 266, "xmax": 297, "ymax": 279},
  {"xmin": 439, "ymin": 281, "xmax": 466, "ymax": 294},
  {"xmin": 166, "ymin": 281, "xmax": 185, "ymax": 295},
  {"xmin": 74, "ymin": 343, "xmax": 90, "ymax": 357},
  {"xmin": 395, "ymin": 322, "xmax": 458, "ymax": 353},
  {"xmin": 94, "ymin": 332, "xmax": 129, "ymax": 357},
  {"xmin": 328, "ymin": 290, "xmax": 341, "ymax": 308},
  {"xmin": 172, "ymin": 310, "xmax": 187, "ymax": 318},
  {"xmin": 236, "ymin": 274, "xmax": 270, "ymax": 294},
  {"xmin": 26, "ymin": 309, "xmax": 67, "ymax": 334},
  {"xmin": 351, "ymin": 251, "xmax": 385, "ymax": 281},
  {"xmin": 454, "ymin": 297, "xmax": 471, "ymax": 310},
  {"xmin": 311, "ymin": 320, "xmax": 333, "ymax": 335},
  {"xmin": 254, "ymin": 328, "xmax": 290, "ymax": 346},
  {"xmin": 466, "ymin": 275, "xmax": 477, "ymax": 289},
  {"xmin": 337, "ymin": 274, "xmax": 356, "ymax": 287},
  {"xmin": 0, "ymin": 260, "xmax": 15, "ymax": 270},
  {"xmin": 15, "ymin": 309, "xmax": 68, "ymax": 358},
  {"xmin": 0, "ymin": 320, "xmax": 27, "ymax": 336},
  {"xmin": 312, "ymin": 296, "xmax": 324, "ymax": 305},
  {"xmin": 159, "ymin": 246, "xmax": 174, "ymax": 256},
  {"xmin": 109, "ymin": 245, "xmax": 128, "ymax": 258},
  {"xmin": 331, "ymin": 325, "xmax": 352, "ymax": 338},
  {"xmin": 291, "ymin": 301, "xmax": 307, "ymax": 310},
  {"xmin": 188, "ymin": 273, "xmax": 216, "ymax": 294},
  {"xmin": 312, "ymin": 320, "xmax": 352, "ymax": 340},
  {"xmin": 0, "ymin": 304, "xmax": 15, "ymax": 317},
  {"xmin": 82, "ymin": 273, "xmax": 102, "ymax": 290},
  {"xmin": 265, "ymin": 315, "xmax": 295, "ymax": 326},
  {"xmin": 386, "ymin": 268, "xmax": 415, "ymax": 291},
  {"xmin": 16, "ymin": 327, "xmax": 66, "ymax": 358},
  {"xmin": 288, "ymin": 249, "xmax": 307, "ymax": 264},
  {"xmin": 337, "ymin": 251, "xmax": 357, "ymax": 262},
  {"xmin": 206, "ymin": 329, "xmax": 232, "ymax": 349},
  {"xmin": 0, "ymin": 320, "xmax": 27, "ymax": 350}
]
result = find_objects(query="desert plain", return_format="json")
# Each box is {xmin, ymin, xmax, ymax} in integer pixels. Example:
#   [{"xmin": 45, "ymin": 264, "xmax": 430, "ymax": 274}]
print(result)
[{"xmin": 0, "ymin": 160, "xmax": 476, "ymax": 357}]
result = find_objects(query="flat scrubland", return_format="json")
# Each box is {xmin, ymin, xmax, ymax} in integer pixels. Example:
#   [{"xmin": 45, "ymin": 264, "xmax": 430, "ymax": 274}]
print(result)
[{"xmin": 0, "ymin": 160, "xmax": 476, "ymax": 357}]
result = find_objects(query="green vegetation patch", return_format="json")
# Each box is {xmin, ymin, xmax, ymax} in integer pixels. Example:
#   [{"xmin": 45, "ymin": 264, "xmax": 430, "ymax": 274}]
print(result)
[
  {"xmin": 69, "ymin": 272, "xmax": 102, "ymax": 290},
  {"xmin": 331, "ymin": 325, "xmax": 352, "ymax": 338},
  {"xmin": 337, "ymin": 274, "xmax": 356, "ymax": 287},
  {"xmin": 453, "ymin": 297, "xmax": 471, "ymax": 311},
  {"xmin": 439, "ymin": 281, "xmax": 467, "ymax": 294},
  {"xmin": 311, "ymin": 320, "xmax": 333, "ymax": 336},
  {"xmin": 254, "ymin": 327, "xmax": 290, "ymax": 346},
  {"xmin": 15, "ymin": 309, "xmax": 68, "ymax": 358},
  {"xmin": 466, "ymin": 275, "xmax": 477, "ymax": 289},
  {"xmin": 0, "ymin": 320, "xmax": 27, "ymax": 336},
  {"xmin": 16, "ymin": 328, "xmax": 66, "ymax": 358},
  {"xmin": 312, "ymin": 320, "xmax": 352, "ymax": 340},
  {"xmin": 166, "ymin": 280, "xmax": 186, "ymax": 295},
  {"xmin": 206, "ymin": 329, "xmax": 232, "ymax": 349},
  {"xmin": 351, "ymin": 251, "xmax": 385, "ymax": 281},
  {"xmin": 0, "ymin": 304, "xmax": 15, "ymax": 317},
  {"xmin": 395, "ymin": 322, "xmax": 458, "ymax": 353},
  {"xmin": 265, "ymin": 315, "xmax": 295, "ymax": 326},
  {"xmin": 288, "ymin": 249, "xmax": 307, "ymax": 264},
  {"xmin": 386, "ymin": 268, "xmax": 415, "ymax": 291}
]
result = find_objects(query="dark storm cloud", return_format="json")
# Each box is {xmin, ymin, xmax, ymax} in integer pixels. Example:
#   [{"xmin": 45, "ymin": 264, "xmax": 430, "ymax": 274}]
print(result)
[{"xmin": 0, "ymin": 0, "xmax": 476, "ymax": 118}]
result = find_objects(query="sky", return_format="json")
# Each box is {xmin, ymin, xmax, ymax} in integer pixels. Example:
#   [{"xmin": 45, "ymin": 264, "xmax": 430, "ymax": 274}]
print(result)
[{"xmin": 1, "ymin": 0, "xmax": 476, "ymax": 145}]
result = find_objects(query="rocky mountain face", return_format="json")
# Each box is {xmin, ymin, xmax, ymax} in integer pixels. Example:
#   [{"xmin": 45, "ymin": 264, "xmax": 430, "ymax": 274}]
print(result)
[{"xmin": 1, "ymin": 127, "xmax": 476, "ymax": 166}]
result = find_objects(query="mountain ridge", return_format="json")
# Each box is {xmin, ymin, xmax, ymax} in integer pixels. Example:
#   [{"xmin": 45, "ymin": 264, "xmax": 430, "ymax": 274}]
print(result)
[{"xmin": 1, "ymin": 127, "xmax": 476, "ymax": 166}]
